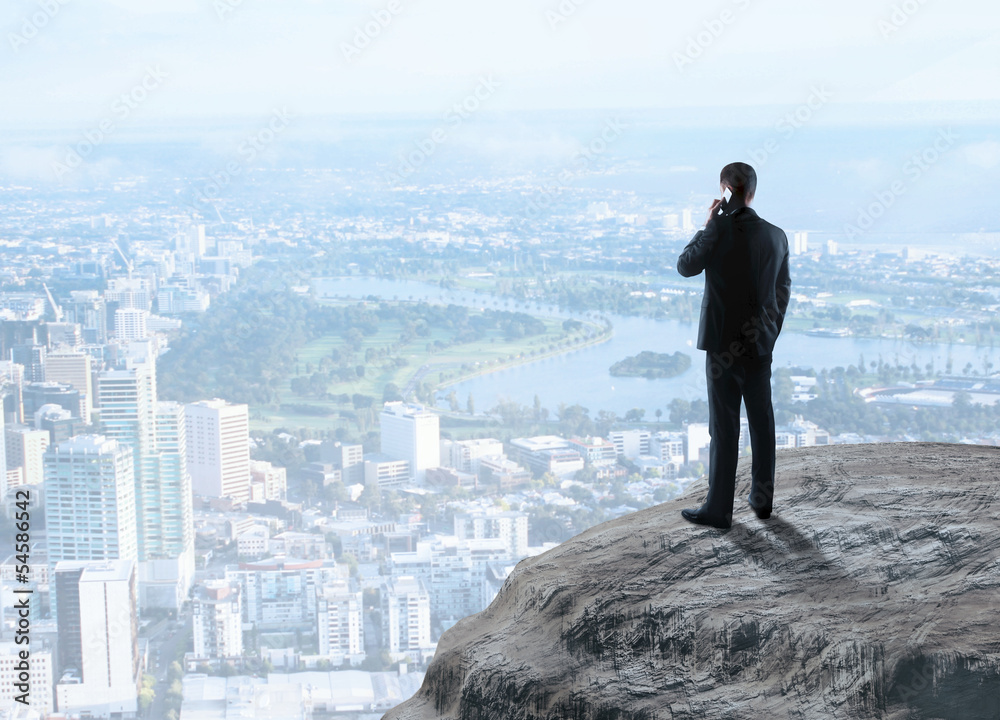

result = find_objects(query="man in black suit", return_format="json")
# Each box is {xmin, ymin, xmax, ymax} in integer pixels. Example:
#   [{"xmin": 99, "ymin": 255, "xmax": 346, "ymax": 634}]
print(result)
[{"xmin": 676, "ymin": 162, "xmax": 791, "ymax": 529}]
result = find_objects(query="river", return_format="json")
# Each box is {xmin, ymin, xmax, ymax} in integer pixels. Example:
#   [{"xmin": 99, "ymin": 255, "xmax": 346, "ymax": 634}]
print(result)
[{"xmin": 314, "ymin": 277, "xmax": 998, "ymax": 417}]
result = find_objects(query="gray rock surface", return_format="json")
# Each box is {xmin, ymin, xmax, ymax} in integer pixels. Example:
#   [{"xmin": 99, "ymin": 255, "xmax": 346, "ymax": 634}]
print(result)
[{"xmin": 383, "ymin": 442, "xmax": 1000, "ymax": 719}]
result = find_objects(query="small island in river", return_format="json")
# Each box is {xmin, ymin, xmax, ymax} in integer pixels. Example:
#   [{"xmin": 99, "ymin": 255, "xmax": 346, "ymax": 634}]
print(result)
[{"xmin": 609, "ymin": 350, "xmax": 691, "ymax": 379}]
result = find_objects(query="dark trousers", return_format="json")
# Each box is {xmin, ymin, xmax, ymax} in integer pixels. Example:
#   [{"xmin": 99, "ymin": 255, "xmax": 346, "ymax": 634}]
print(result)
[{"xmin": 703, "ymin": 350, "xmax": 776, "ymax": 521}]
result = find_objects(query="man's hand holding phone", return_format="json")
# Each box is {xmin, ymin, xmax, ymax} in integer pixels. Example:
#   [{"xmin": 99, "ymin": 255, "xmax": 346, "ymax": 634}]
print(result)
[{"xmin": 705, "ymin": 187, "xmax": 732, "ymax": 227}]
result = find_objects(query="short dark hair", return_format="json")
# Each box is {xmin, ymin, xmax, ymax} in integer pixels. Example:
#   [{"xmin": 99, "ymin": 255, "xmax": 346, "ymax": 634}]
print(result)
[{"xmin": 720, "ymin": 162, "xmax": 757, "ymax": 199}]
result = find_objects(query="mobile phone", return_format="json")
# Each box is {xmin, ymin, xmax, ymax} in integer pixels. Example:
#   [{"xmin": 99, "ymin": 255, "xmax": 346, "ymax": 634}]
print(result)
[{"xmin": 721, "ymin": 186, "xmax": 733, "ymax": 211}]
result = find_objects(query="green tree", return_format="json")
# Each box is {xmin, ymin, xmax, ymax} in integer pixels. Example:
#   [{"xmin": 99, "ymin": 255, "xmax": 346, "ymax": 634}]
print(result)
[
  {"xmin": 669, "ymin": 398, "xmax": 691, "ymax": 425},
  {"xmin": 167, "ymin": 662, "xmax": 184, "ymax": 683},
  {"xmin": 139, "ymin": 687, "xmax": 155, "ymax": 712}
]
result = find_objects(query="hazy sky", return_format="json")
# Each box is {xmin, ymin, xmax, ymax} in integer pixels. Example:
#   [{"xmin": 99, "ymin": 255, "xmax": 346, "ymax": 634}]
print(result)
[{"xmin": 1, "ymin": 0, "xmax": 998, "ymax": 127}]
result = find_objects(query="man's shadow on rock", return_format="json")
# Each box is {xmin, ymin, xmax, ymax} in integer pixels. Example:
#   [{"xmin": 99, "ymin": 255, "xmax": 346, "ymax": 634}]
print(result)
[{"xmin": 723, "ymin": 515, "xmax": 859, "ymax": 591}]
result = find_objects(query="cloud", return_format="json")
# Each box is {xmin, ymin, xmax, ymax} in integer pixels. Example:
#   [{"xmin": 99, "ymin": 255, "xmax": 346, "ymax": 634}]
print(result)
[
  {"xmin": 0, "ymin": 145, "xmax": 62, "ymax": 182},
  {"xmin": 962, "ymin": 140, "xmax": 1000, "ymax": 169}
]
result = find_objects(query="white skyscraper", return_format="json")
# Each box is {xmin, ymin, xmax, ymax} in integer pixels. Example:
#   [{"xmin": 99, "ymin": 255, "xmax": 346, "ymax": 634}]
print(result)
[
  {"xmin": 44, "ymin": 350, "xmax": 94, "ymax": 423},
  {"xmin": 148, "ymin": 402, "xmax": 194, "ymax": 559},
  {"xmin": 454, "ymin": 511, "xmax": 529, "ymax": 559},
  {"xmin": 192, "ymin": 581, "xmax": 243, "ymax": 660},
  {"xmin": 96, "ymin": 363, "xmax": 155, "ymax": 551},
  {"xmin": 381, "ymin": 576, "xmax": 432, "ymax": 659},
  {"xmin": 44, "ymin": 435, "xmax": 138, "ymax": 571},
  {"xmin": 114, "ymin": 308, "xmax": 148, "ymax": 341},
  {"xmin": 185, "ymin": 399, "xmax": 250, "ymax": 501},
  {"xmin": 380, "ymin": 402, "xmax": 440, "ymax": 483},
  {"xmin": 5, "ymin": 425, "xmax": 49, "ymax": 487},
  {"xmin": 686, "ymin": 422, "xmax": 711, "ymax": 465},
  {"xmin": 97, "ymin": 363, "xmax": 195, "ymax": 609},
  {"xmin": 140, "ymin": 402, "xmax": 196, "ymax": 610},
  {"xmin": 793, "ymin": 231, "xmax": 809, "ymax": 255},
  {"xmin": 682, "ymin": 208, "xmax": 695, "ymax": 232},
  {"xmin": 105, "ymin": 277, "xmax": 152, "ymax": 311},
  {"xmin": 184, "ymin": 223, "xmax": 207, "ymax": 256},
  {"xmin": 54, "ymin": 560, "xmax": 139, "ymax": 717},
  {"xmin": 0, "ymin": 397, "xmax": 5, "ymax": 502},
  {"xmin": 316, "ymin": 581, "xmax": 365, "ymax": 662}
]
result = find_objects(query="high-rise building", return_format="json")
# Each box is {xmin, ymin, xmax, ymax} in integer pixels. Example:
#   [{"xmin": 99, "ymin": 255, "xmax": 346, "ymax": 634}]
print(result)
[
  {"xmin": 46, "ymin": 321, "xmax": 82, "ymax": 348},
  {"xmin": 0, "ymin": 392, "xmax": 6, "ymax": 501},
  {"xmin": 454, "ymin": 511, "xmax": 528, "ymax": 559},
  {"xmin": 686, "ymin": 423, "xmax": 711, "ymax": 465},
  {"xmin": 34, "ymin": 404, "xmax": 80, "ymax": 446},
  {"xmin": 249, "ymin": 460, "xmax": 287, "ymax": 502},
  {"xmin": 65, "ymin": 290, "xmax": 107, "ymax": 343},
  {"xmin": 650, "ymin": 431, "xmax": 685, "ymax": 465},
  {"xmin": 316, "ymin": 581, "xmax": 365, "ymax": 662},
  {"xmin": 381, "ymin": 576, "xmax": 433, "ymax": 660},
  {"xmin": 44, "ymin": 350, "xmax": 93, "ymax": 423},
  {"xmin": 793, "ymin": 231, "xmax": 809, "ymax": 255},
  {"xmin": 44, "ymin": 435, "xmax": 138, "ymax": 571},
  {"xmin": 5, "ymin": 424, "xmax": 49, "ymax": 486},
  {"xmin": 389, "ymin": 536, "xmax": 511, "ymax": 620},
  {"xmin": 380, "ymin": 402, "xmax": 440, "ymax": 483},
  {"xmin": 608, "ymin": 429, "xmax": 651, "ymax": 460},
  {"xmin": 114, "ymin": 308, "xmax": 148, "ymax": 341},
  {"xmin": 0, "ymin": 360, "xmax": 25, "ymax": 425},
  {"xmin": 192, "ymin": 581, "xmax": 243, "ymax": 660},
  {"xmin": 11, "ymin": 344, "xmax": 45, "ymax": 383},
  {"xmin": 149, "ymin": 402, "xmax": 194, "ymax": 560},
  {"xmin": 139, "ymin": 402, "xmax": 196, "ymax": 609},
  {"xmin": 225, "ymin": 557, "xmax": 339, "ymax": 629},
  {"xmin": 183, "ymin": 224, "xmax": 207, "ymax": 257},
  {"xmin": 54, "ymin": 560, "xmax": 140, "ymax": 717},
  {"xmin": 0, "ymin": 641, "xmax": 53, "ymax": 714},
  {"xmin": 185, "ymin": 399, "xmax": 250, "ymax": 501},
  {"xmin": 440, "ymin": 437, "xmax": 504, "ymax": 473},
  {"xmin": 97, "ymin": 363, "xmax": 195, "ymax": 609},
  {"xmin": 320, "ymin": 440, "xmax": 364, "ymax": 484},
  {"xmin": 682, "ymin": 208, "xmax": 695, "ymax": 232},
  {"xmin": 105, "ymin": 277, "xmax": 152, "ymax": 311},
  {"xmin": 97, "ymin": 362, "xmax": 155, "ymax": 552},
  {"xmin": 22, "ymin": 381, "xmax": 80, "ymax": 420}
]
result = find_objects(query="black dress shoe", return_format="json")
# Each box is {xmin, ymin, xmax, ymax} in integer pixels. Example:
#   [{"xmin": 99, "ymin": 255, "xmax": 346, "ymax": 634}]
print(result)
[
  {"xmin": 747, "ymin": 499, "xmax": 772, "ymax": 520},
  {"xmin": 681, "ymin": 507, "xmax": 732, "ymax": 529}
]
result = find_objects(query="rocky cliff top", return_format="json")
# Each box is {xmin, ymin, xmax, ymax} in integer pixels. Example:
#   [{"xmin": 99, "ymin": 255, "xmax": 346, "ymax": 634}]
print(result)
[{"xmin": 384, "ymin": 442, "xmax": 1000, "ymax": 720}]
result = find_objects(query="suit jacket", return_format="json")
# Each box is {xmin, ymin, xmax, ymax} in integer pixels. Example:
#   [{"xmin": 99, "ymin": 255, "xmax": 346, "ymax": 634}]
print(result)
[{"xmin": 676, "ymin": 206, "xmax": 791, "ymax": 360}]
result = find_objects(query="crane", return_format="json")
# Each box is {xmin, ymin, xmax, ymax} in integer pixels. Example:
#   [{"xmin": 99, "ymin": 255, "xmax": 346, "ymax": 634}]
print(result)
[
  {"xmin": 42, "ymin": 282, "xmax": 63, "ymax": 322},
  {"xmin": 111, "ymin": 237, "xmax": 133, "ymax": 280}
]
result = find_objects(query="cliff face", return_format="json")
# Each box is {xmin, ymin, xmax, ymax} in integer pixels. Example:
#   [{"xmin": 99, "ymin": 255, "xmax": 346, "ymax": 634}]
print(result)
[{"xmin": 383, "ymin": 442, "xmax": 1000, "ymax": 720}]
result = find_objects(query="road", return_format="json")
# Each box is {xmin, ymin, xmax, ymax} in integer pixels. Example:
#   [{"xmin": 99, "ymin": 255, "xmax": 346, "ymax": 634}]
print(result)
[{"xmin": 144, "ymin": 613, "xmax": 190, "ymax": 720}]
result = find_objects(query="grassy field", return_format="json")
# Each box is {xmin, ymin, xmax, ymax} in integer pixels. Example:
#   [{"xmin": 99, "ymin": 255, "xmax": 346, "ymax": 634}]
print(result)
[{"xmin": 250, "ymin": 313, "xmax": 606, "ymax": 434}]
